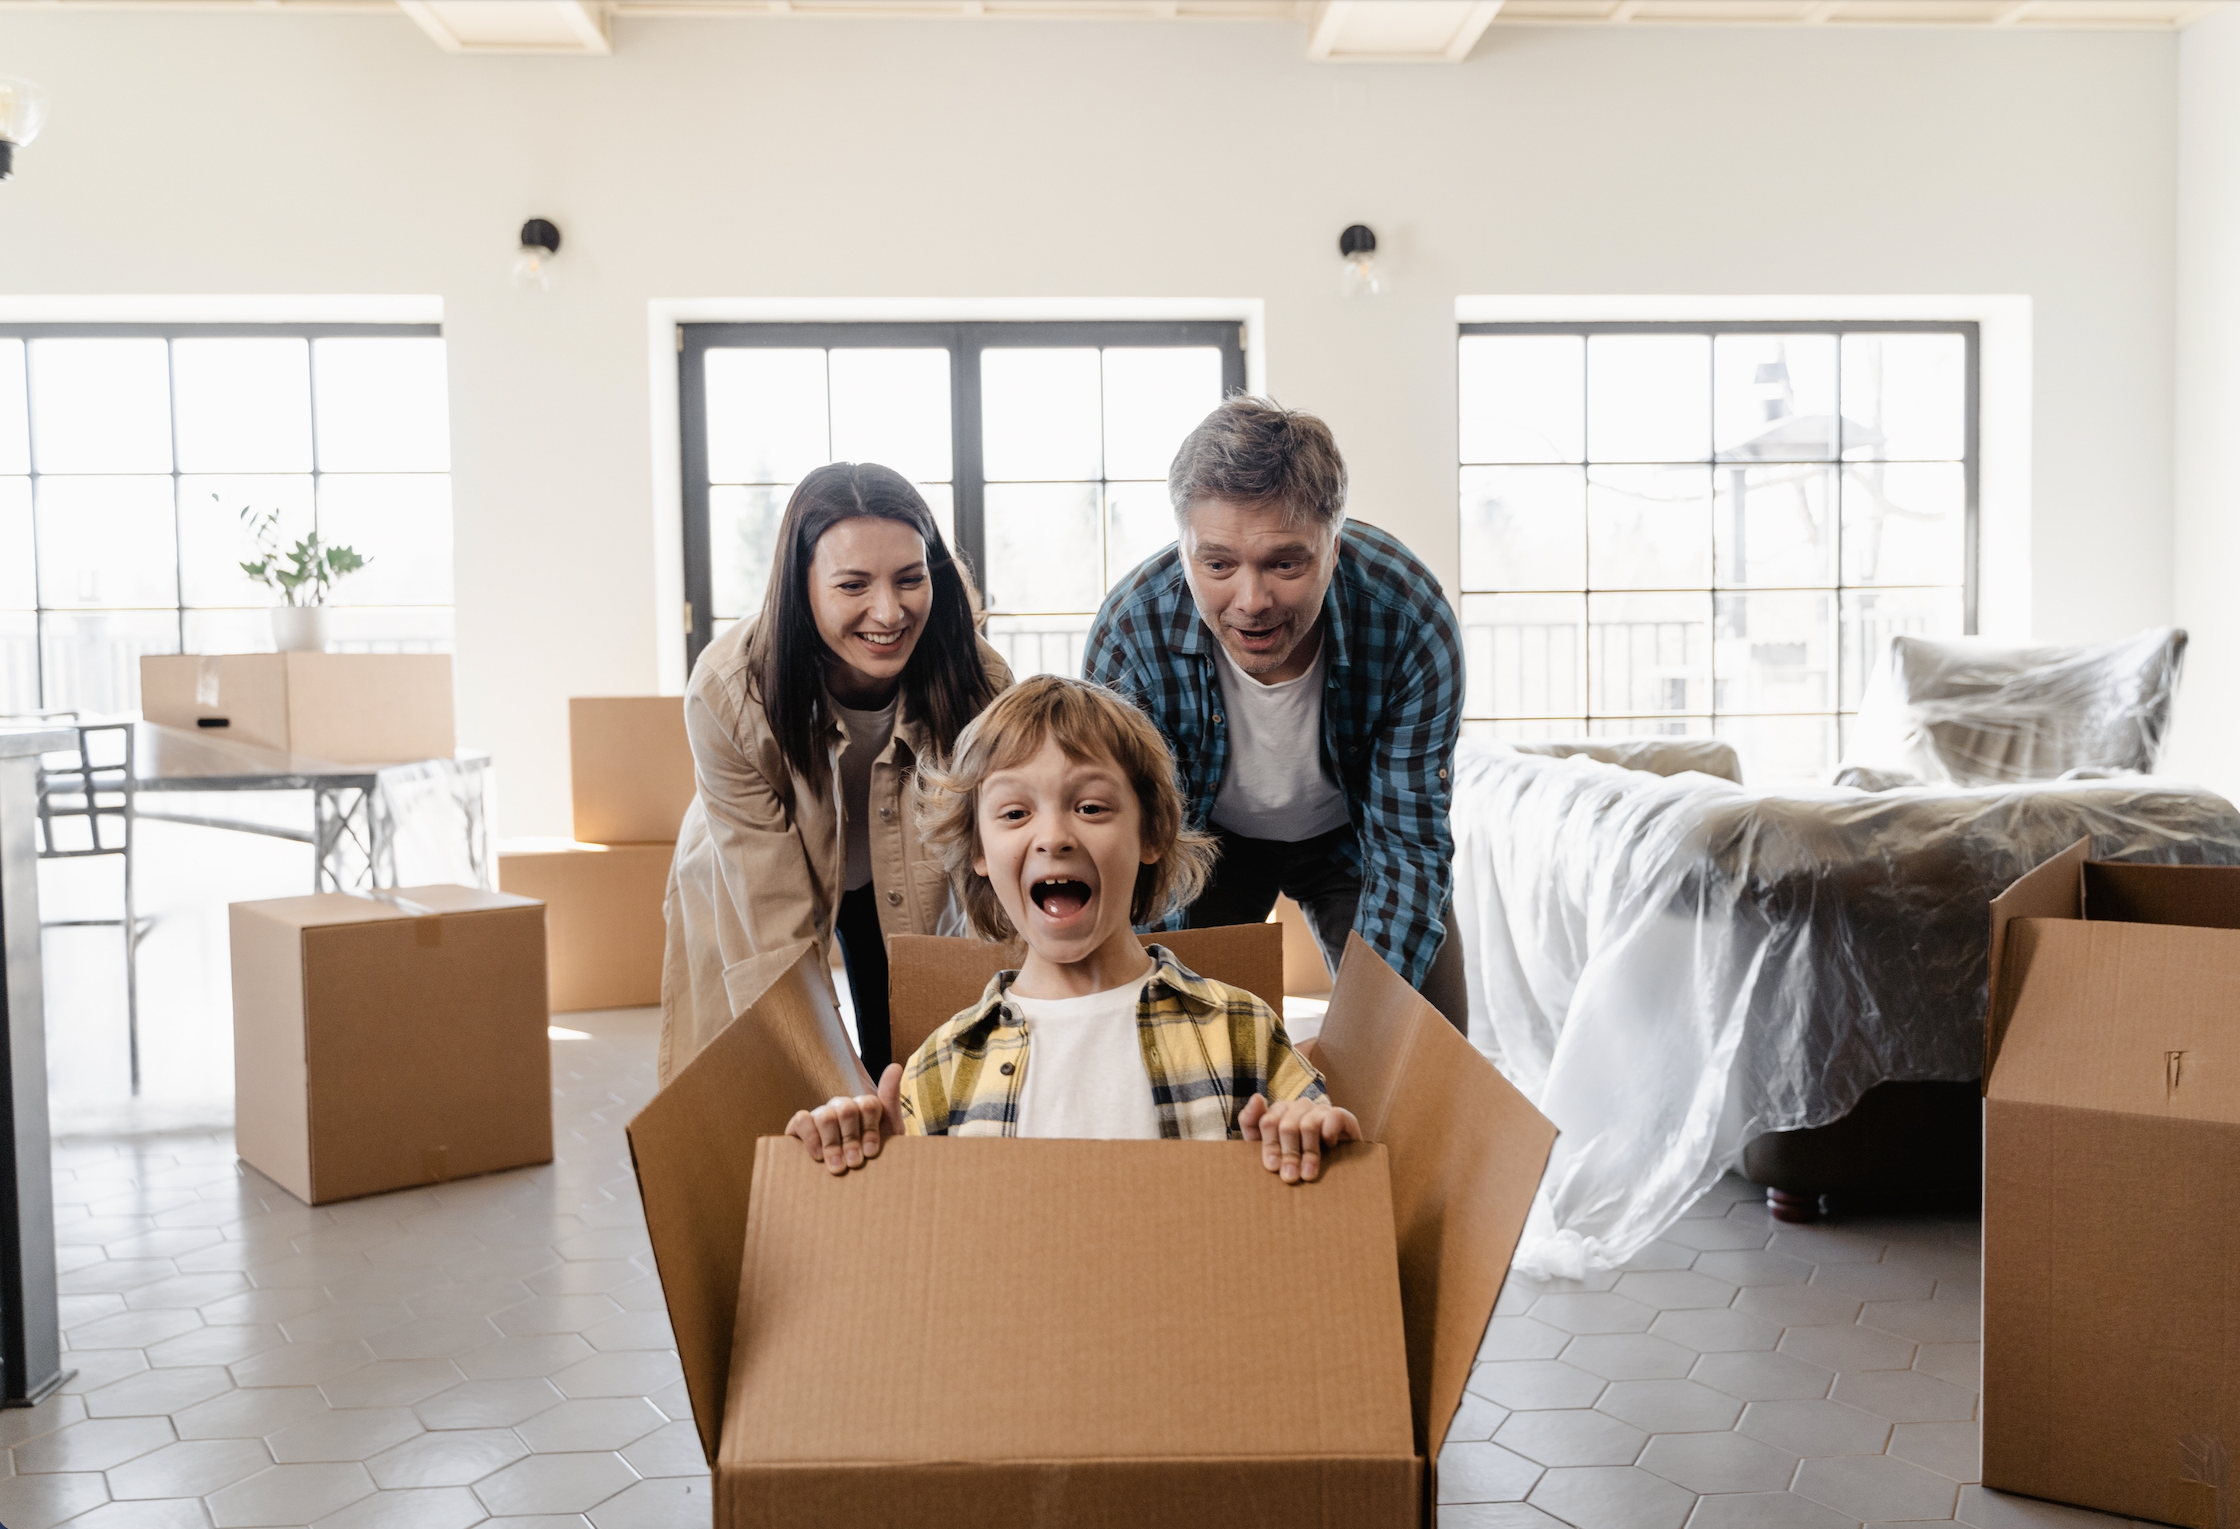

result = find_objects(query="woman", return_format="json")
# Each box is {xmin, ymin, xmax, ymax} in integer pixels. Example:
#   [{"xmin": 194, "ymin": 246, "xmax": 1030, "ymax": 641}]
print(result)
[{"xmin": 660, "ymin": 463, "xmax": 1010, "ymax": 1083}]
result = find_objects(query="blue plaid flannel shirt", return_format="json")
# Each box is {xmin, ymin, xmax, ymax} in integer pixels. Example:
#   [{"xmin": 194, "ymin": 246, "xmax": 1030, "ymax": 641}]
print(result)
[{"xmin": 1084, "ymin": 519, "xmax": 1464, "ymax": 989}]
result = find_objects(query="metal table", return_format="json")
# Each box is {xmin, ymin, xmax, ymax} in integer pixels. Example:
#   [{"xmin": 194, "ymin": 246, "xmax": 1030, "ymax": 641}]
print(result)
[
  {"xmin": 0, "ymin": 726, "xmax": 76, "ymax": 1406},
  {"xmin": 131, "ymin": 723, "xmax": 493, "ymax": 894}
]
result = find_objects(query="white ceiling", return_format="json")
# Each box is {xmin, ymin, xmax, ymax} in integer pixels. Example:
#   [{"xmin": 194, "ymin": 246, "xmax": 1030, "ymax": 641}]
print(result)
[{"xmin": 2, "ymin": 0, "xmax": 2223, "ymax": 57}]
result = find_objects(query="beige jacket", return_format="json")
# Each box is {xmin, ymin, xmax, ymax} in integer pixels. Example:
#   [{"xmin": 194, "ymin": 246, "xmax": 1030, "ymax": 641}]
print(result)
[{"xmin": 659, "ymin": 618, "xmax": 1011, "ymax": 1082}]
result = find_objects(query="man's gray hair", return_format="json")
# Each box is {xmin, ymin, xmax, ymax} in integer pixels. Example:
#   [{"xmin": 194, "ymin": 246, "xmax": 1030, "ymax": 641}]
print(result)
[{"xmin": 1167, "ymin": 395, "xmax": 1348, "ymax": 530}]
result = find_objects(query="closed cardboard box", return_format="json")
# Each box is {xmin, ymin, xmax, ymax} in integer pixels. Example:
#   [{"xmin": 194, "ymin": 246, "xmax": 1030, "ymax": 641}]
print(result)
[
  {"xmin": 570, "ymin": 697, "xmax": 695, "ymax": 845},
  {"xmin": 231, "ymin": 886, "xmax": 553, "ymax": 1205},
  {"xmin": 498, "ymin": 840, "xmax": 673, "ymax": 1013},
  {"xmin": 1984, "ymin": 841, "xmax": 2240, "ymax": 1528},
  {"xmin": 142, "ymin": 653, "xmax": 455, "ymax": 765},
  {"xmin": 627, "ymin": 931, "xmax": 1557, "ymax": 1528}
]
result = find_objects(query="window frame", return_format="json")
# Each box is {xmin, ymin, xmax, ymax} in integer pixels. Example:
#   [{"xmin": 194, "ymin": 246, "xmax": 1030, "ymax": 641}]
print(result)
[
  {"xmin": 1454, "ymin": 317, "xmax": 1981, "ymax": 749},
  {"xmin": 0, "ymin": 319, "xmax": 447, "ymax": 714},
  {"xmin": 678, "ymin": 319, "xmax": 1246, "ymax": 673}
]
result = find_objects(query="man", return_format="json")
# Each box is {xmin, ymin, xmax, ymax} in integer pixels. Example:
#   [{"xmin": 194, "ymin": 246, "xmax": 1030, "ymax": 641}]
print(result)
[{"xmin": 1085, "ymin": 395, "xmax": 1467, "ymax": 1029}]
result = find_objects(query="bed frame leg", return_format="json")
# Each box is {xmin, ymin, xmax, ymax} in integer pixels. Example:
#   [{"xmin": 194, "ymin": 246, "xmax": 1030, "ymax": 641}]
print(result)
[{"xmin": 1766, "ymin": 1188, "xmax": 1821, "ymax": 1223}]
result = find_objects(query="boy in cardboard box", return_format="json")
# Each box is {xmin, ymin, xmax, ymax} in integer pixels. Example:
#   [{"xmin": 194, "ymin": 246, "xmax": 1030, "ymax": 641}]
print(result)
[{"xmin": 787, "ymin": 674, "xmax": 1360, "ymax": 1181}]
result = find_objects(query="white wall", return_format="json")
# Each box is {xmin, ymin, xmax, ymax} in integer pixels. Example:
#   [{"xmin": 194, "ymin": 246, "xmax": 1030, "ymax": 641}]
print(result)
[
  {"xmin": 0, "ymin": 12, "xmax": 2179, "ymax": 831},
  {"xmin": 2172, "ymin": 9, "xmax": 2240, "ymax": 800}
]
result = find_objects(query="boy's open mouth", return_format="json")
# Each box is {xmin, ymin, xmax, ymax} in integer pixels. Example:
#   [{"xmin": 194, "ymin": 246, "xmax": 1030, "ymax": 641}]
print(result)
[{"xmin": 1030, "ymin": 877, "xmax": 1092, "ymax": 920}]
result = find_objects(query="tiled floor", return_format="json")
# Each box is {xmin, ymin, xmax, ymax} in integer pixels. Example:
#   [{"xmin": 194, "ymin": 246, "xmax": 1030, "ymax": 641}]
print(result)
[
  {"xmin": 8, "ymin": 984, "xmax": 2160, "ymax": 1529},
  {"xmin": 10, "ymin": 1005, "xmax": 712, "ymax": 1529}
]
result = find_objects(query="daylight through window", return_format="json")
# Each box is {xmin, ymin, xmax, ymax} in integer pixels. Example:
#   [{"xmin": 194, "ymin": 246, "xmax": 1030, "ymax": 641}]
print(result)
[
  {"xmin": 1456, "ymin": 322, "xmax": 1977, "ymax": 784},
  {"xmin": 0, "ymin": 325, "xmax": 454, "ymax": 719}
]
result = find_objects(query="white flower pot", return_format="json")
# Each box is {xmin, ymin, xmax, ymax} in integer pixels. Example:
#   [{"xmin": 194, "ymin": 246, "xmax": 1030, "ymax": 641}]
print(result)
[{"xmin": 271, "ymin": 605, "xmax": 330, "ymax": 653}]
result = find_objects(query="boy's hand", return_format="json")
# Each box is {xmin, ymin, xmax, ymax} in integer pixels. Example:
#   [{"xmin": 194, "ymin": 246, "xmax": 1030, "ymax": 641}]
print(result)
[
  {"xmin": 787, "ymin": 1064, "xmax": 904, "ymax": 1175},
  {"xmin": 1239, "ymin": 1094, "xmax": 1362, "ymax": 1184}
]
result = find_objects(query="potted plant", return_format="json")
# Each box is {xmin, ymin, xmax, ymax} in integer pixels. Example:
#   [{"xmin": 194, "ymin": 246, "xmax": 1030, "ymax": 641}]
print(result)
[{"xmin": 233, "ymin": 498, "xmax": 372, "ymax": 653}]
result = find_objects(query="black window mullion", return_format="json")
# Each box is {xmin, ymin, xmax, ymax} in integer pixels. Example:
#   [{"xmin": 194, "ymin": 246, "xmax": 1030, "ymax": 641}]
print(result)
[
  {"xmin": 678, "ymin": 328, "xmax": 716, "ymax": 673},
  {"xmin": 951, "ymin": 327, "xmax": 985, "ymax": 600}
]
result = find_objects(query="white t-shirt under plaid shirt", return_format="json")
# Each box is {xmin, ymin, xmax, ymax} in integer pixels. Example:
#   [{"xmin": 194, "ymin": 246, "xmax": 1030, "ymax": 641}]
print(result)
[{"xmin": 1009, "ymin": 979, "xmax": 1162, "ymax": 1139}]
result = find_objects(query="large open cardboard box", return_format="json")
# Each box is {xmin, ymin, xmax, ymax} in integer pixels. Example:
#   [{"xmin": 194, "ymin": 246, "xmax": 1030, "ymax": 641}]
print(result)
[
  {"xmin": 497, "ymin": 840, "xmax": 672, "ymax": 1012},
  {"xmin": 628, "ymin": 929, "xmax": 1556, "ymax": 1527},
  {"xmin": 231, "ymin": 885, "xmax": 552, "ymax": 1205},
  {"xmin": 141, "ymin": 653, "xmax": 455, "ymax": 764},
  {"xmin": 569, "ymin": 696, "xmax": 695, "ymax": 845},
  {"xmin": 1983, "ymin": 840, "xmax": 2240, "ymax": 1528}
]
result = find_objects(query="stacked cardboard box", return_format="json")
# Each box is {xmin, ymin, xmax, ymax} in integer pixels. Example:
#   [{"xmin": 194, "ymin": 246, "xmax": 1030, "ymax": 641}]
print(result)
[
  {"xmin": 628, "ymin": 929, "xmax": 1557, "ymax": 1527},
  {"xmin": 141, "ymin": 653, "xmax": 455, "ymax": 764},
  {"xmin": 1983, "ymin": 840, "xmax": 2240, "ymax": 1528},
  {"xmin": 230, "ymin": 886, "xmax": 552, "ymax": 1205},
  {"xmin": 498, "ymin": 698, "xmax": 695, "ymax": 1013}
]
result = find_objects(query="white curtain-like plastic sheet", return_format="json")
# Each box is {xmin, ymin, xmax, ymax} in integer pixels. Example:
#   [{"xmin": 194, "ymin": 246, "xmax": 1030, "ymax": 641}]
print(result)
[{"xmin": 1451, "ymin": 740, "xmax": 2240, "ymax": 1278}]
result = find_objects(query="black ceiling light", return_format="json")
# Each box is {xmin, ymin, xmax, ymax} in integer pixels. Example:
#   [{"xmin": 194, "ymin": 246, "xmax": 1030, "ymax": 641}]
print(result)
[
  {"xmin": 1338, "ymin": 224, "xmax": 1384, "ymax": 298},
  {"xmin": 0, "ymin": 76, "xmax": 49, "ymax": 182},
  {"xmin": 512, "ymin": 218, "xmax": 563, "ymax": 292}
]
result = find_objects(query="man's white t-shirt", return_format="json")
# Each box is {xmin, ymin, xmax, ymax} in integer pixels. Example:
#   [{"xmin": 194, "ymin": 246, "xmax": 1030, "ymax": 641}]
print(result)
[
  {"xmin": 1209, "ymin": 636, "xmax": 1351, "ymax": 842},
  {"xmin": 1010, "ymin": 979, "xmax": 1161, "ymax": 1139}
]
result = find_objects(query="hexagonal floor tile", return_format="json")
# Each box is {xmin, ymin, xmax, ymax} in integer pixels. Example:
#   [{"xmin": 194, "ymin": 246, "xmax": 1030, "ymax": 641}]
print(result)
[
  {"xmin": 1527, "ymin": 1465, "xmax": 1695, "ymax": 1529},
  {"xmin": 1495, "ymin": 1408, "xmax": 1647, "ymax": 1468},
  {"xmin": 1594, "ymin": 1378, "xmax": 1742, "ymax": 1433},
  {"xmin": 1636, "ymin": 1429, "xmax": 1796, "ymax": 1494}
]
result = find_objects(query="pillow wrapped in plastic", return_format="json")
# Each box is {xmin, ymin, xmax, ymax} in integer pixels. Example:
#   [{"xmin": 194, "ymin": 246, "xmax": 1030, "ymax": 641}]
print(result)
[{"xmin": 1841, "ymin": 627, "xmax": 2185, "ymax": 787}]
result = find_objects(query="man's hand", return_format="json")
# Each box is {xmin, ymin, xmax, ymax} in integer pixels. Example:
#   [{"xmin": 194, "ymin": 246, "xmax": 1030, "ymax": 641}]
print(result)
[
  {"xmin": 786, "ymin": 1064, "xmax": 904, "ymax": 1175},
  {"xmin": 1238, "ymin": 1094, "xmax": 1362, "ymax": 1184}
]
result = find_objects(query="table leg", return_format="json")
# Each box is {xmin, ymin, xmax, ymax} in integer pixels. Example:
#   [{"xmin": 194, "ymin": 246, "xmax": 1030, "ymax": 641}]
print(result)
[{"xmin": 0, "ymin": 754, "xmax": 71, "ymax": 1405}]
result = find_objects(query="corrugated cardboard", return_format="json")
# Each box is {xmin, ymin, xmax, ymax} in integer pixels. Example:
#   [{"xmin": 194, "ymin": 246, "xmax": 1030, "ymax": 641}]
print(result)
[
  {"xmin": 570, "ymin": 697, "xmax": 696, "ymax": 845},
  {"xmin": 1983, "ymin": 842, "xmax": 2240, "ymax": 1527},
  {"xmin": 497, "ymin": 840, "xmax": 673, "ymax": 1012},
  {"xmin": 1275, "ymin": 894, "xmax": 1333, "ymax": 996},
  {"xmin": 885, "ymin": 922, "xmax": 1285, "ymax": 1068},
  {"xmin": 628, "ymin": 934, "xmax": 1556, "ymax": 1528},
  {"xmin": 230, "ymin": 885, "xmax": 552, "ymax": 1205},
  {"xmin": 724, "ymin": 1137, "xmax": 1418, "ymax": 1527},
  {"xmin": 141, "ymin": 653, "xmax": 455, "ymax": 764}
]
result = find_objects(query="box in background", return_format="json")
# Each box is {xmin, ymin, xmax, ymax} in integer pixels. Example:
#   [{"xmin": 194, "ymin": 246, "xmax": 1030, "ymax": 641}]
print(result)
[
  {"xmin": 497, "ymin": 840, "xmax": 672, "ymax": 1012},
  {"xmin": 231, "ymin": 885, "xmax": 552, "ymax": 1205},
  {"xmin": 570, "ymin": 697, "xmax": 694, "ymax": 845},
  {"xmin": 141, "ymin": 653, "xmax": 455, "ymax": 765},
  {"xmin": 1983, "ymin": 840, "xmax": 2240, "ymax": 1528},
  {"xmin": 628, "ymin": 934, "xmax": 1557, "ymax": 1528}
]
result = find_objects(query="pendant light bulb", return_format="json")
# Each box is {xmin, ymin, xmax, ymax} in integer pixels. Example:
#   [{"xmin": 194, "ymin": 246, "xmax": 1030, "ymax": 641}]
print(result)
[
  {"xmin": 512, "ymin": 217, "xmax": 563, "ymax": 293},
  {"xmin": 1338, "ymin": 223, "xmax": 1384, "ymax": 299},
  {"xmin": 0, "ymin": 76, "xmax": 50, "ymax": 181}
]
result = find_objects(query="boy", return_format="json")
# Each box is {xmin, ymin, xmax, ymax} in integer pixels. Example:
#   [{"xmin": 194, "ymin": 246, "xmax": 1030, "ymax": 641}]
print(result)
[{"xmin": 787, "ymin": 675, "xmax": 1359, "ymax": 1183}]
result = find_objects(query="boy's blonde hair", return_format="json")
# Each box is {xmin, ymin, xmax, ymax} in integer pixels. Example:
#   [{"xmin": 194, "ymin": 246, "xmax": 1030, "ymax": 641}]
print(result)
[{"xmin": 916, "ymin": 675, "xmax": 1218, "ymax": 941}]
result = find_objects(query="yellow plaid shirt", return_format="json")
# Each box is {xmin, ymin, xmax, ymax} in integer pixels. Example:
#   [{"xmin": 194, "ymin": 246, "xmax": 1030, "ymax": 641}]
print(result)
[{"xmin": 899, "ymin": 946, "xmax": 1325, "ymax": 1139}]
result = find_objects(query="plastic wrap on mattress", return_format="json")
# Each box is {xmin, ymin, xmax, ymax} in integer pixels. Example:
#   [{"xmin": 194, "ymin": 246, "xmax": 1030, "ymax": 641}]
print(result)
[
  {"xmin": 1841, "ymin": 627, "xmax": 2185, "ymax": 787},
  {"xmin": 1449, "ymin": 739, "xmax": 2240, "ymax": 1276}
]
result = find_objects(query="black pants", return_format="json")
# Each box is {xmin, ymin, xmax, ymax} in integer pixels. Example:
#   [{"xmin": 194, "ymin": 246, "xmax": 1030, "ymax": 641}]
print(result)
[
  {"xmin": 1184, "ymin": 825, "xmax": 1469, "ymax": 1035},
  {"xmin": 833, "ymin": 883, "xmax": 893, "ymax": 1077}
]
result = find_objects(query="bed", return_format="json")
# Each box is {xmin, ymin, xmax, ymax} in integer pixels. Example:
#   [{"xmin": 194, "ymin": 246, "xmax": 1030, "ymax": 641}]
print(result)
[{"xmin": 1450, "ymin": 743, "xmax": 2240, "ymax": 1277}]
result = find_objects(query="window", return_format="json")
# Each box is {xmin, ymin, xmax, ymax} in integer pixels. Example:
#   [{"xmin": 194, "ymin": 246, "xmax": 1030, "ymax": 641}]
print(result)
[
  {"xmin": 0, "ymin": 323, "xmax": 454, "ymax": 719},
  {"xmin": 1455, "ymin": 322, "xmax": 1977, "ymax": 784},
  {"xmin": 680, "ymin": 321, "xmax": 1244, "ymax": 677}
]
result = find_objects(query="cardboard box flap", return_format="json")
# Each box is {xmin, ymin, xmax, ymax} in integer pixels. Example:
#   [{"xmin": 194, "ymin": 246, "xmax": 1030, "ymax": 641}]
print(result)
[
  {"xmin": 1986, "ymin": 838, "xmax": 2088, "ymax": 1083},
  {"xmin": 2083, "ymin": 861, "xmax": 2240, "ymax": 930},
  {"xmin": 1986, "ymin": 918, "xmax": 2240, "ymax": 1124},
  {"xmin": 625, "ymin": 941, "xmax": 871, "ymax": 1465},
  {"xmin": 886, "ymin": 923, "xmax": 1285, "ymax": 1068},
  {"xmin": 724, "ymin": 1137, "xmax": 1417, "ymax": 1485},
  {"xmin": 1312, "ymin": 933, "xmax": 1558, "ymax": 1460},
  {"xmin": 232, "ymin": 886, "xmax": 538, "ymax": 931}
]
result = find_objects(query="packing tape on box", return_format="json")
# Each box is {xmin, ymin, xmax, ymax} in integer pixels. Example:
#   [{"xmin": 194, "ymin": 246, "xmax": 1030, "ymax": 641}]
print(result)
[
  {"xmin": 2176, "ymin": 1435, "xmax": 2230, "ymax": 1529},
  {"xmin": 195, "ymin": 655, "xmax": 222, "ymax": 708}
]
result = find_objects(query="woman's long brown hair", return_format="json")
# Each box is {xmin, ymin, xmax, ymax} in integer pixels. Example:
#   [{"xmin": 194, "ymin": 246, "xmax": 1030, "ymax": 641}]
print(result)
[{"xmin": 743, "ymin": 462, "xmax": 997, "ymax": 789}]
